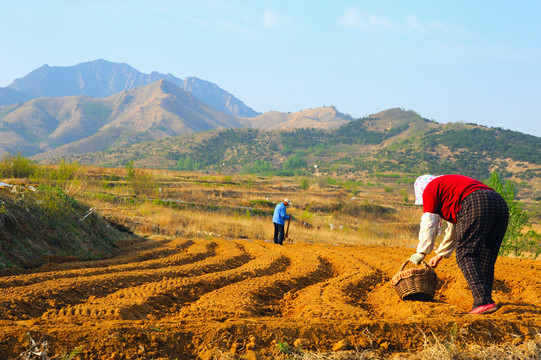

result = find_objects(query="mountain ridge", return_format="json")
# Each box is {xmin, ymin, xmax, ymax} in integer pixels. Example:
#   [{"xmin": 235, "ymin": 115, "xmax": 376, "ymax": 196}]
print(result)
[
  {"xmin": 2, "ymin": 59, "xmax": 259, "ymax": 117},
  {"xmin": 239, "ymin": 106, "xmax": 353, "ymax": 130},
  {"xmin": 3, "ymin": 79, "xmax": 246, "ymax": 159},
  {"xmin": 1, "ymin": 74, "xmax": 354, "ymax": 159},
  {"xmin": 59, "ymin": 109, "xmax": 540, "ymax": 197}
]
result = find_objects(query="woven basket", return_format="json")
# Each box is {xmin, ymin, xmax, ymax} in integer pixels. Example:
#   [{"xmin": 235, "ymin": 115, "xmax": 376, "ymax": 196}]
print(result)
[{"xmin": 391, "ymin": 260, "xmax": 437, "ymax": 301}]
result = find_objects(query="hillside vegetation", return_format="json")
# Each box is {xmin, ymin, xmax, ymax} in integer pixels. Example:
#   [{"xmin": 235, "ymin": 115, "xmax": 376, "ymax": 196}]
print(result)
[
  {"xmin": 0, "ymin": 184, "xmax": 130, "ymax": 269},
  {"xmin": 63, "ymin": 109, "xmax": 541, "ymax": 202}
]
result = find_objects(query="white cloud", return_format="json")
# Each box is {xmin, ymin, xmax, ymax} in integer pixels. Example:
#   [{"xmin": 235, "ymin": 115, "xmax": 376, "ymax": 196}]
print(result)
[
  {"xmin": 428, "ymin": 21, "xmax": 446, "ymax": 30},
  {"xmin": 338, "ymin": 8, "xmax": 367, "ymax": 30},
  {"xmin": 263, "ymin": 9, "xmax": 292, "ymax": 29},
  {"xmin": 263, "ymin": 9, "xmax": 276, "ymax": 28},
  {"xmin": 368, "ymin": 14, "xmax": 394, "ymax": 29},
  {"xmin": 338, "ymin": 8, "xmax": 394, "ymax": 31},
  {"xmin": 405, "ymin": 15, "xmax": 421, "ymax": 29},
  {"xmin": 405, "ymin": 16, "xmax": 448, "ymax": 32},
  {"xmin": 338, "ymin": 8, "xmax": 449, "ymax": 35}
]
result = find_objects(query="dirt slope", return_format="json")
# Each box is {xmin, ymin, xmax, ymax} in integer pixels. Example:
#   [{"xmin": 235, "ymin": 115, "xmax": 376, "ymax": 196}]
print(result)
[{"xmin": 0, "ymin": 236, "xmax": 539, "ymax": 359}]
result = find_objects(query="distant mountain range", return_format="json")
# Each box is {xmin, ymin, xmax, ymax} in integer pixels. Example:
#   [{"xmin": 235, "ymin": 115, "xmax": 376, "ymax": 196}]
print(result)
[
  {"xmin": 1, "ymin": 60, "xmax": 539, "ymax": 199},
  {"xmin": 0, "ymin": 59, "xmax": 259, "ymax": 117},
  {"xmin": 0, "ymin": 60, "xmax": 352, "ymax": 159}
]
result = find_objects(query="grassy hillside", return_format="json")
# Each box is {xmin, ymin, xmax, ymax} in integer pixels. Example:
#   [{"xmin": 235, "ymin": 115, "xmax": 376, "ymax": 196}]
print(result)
[
  {"xmin": 0, "ymin": 183, "xmax": 131, "ymax": 269},
  {"xmin": 61, "ymin": 109, "xmax": 540, "ymax": 189}
]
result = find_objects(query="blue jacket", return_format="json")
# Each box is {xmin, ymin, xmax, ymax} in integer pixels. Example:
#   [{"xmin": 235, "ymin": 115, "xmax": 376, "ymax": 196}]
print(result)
[{"xmin": 272, "ymin": 202, "xmax": 290, "ymax": 225}]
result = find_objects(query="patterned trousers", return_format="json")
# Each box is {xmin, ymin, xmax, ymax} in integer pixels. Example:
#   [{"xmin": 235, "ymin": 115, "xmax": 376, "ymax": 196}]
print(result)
[{"xmin": 455, "ymin": 189, "xmax": 509, "ymax": 308}]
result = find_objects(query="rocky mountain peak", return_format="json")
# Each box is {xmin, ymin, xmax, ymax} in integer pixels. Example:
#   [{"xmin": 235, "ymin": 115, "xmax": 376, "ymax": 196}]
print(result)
[{"xmin": 1, "ymin": 59, "xmax": 260, "ymax": 117}]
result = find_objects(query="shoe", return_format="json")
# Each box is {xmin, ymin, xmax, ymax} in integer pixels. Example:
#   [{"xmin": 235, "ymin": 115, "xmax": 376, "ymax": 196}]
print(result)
[{"xmin": 468, "ymin": 303, "xmax": 498, "ymax": 315}]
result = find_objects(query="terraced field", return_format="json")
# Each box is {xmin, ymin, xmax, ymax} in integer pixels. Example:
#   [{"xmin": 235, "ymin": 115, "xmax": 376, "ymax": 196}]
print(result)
[{"xmin": 0, "ymin": 236, "xmax": 540, "ymax": 359}]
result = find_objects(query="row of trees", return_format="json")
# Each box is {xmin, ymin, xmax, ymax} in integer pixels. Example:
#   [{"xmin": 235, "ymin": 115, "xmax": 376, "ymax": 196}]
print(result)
[
  {"xmin": 424, "ymin": 127, "xmax": 541, "ymax": 165},
  {"xmin": 279, "ymin": 117, "xmax": 410, "ymax": 152},
  {"xmin": 161, "ymin": 120, "xmax": 540, "ymax": 182}
]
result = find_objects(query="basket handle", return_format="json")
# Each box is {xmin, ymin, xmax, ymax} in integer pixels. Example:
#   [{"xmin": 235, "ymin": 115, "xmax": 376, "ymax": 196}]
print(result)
[{"xmin": 399, "ymin": 259, "xmax": 433, "ymax": 272}]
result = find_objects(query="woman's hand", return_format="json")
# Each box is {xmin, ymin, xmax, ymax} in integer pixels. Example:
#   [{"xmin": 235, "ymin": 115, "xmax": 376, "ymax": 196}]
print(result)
[
  {"xmin": 409, "ymin": 253, "xmax": 426, "ymax": 265},
  {"xmin": 428, "ymin": 254, "xmax": 443, "ymax": 268}
]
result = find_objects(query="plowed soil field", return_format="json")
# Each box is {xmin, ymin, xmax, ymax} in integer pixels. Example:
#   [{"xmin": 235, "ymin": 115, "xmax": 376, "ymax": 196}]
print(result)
[{"xmin": 0, "ymin": 236, "xmax": 540, "ymax": 359}]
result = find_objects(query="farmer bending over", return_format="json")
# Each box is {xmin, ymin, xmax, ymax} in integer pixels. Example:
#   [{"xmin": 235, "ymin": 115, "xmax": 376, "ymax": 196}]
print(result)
[
  {"xmin": 273, "ymin": 198, "xmax": 291, "ymax": 245},
  {"xmin": 410, "ymin": 174, "xmax": 509, "ymax": 315}
]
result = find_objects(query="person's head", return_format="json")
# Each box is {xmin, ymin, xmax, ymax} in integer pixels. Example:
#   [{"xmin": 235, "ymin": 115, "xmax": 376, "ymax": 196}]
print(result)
[
  {"xmin": 283, "ymin": 198, "xmax": 291, "ymax": 206},
  {"xmin": 414, "ymin": 175, "xmax": 438, "ymax": 205}
]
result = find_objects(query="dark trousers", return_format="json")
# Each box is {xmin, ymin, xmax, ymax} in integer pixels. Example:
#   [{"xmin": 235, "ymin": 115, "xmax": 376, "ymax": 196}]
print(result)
[
  {"xmin": 455, "ymin": 189, "xmax": 509, "ymax": 308},
  {"xmin": 273, "ymin": 222, "xmax": 285, "ymax": 245}
]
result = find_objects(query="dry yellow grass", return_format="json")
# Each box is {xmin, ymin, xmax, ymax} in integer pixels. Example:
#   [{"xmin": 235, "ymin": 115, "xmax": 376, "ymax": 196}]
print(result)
[
  {"xmin": 400, "ymin": 332, "xmax": 541, "ymax": 360},
  {"xmin": 79, "ymin": 167, "xmax": 423, "ymax": 249},
  {"xmin": 77, "ymin": 166, "xmax": 541, "ymax": 256},
  {"xmin": 24, "ymin": 165, "xmax": 539, "ymax": 257},
  {"xmin": 211, "ymin": 334, "xmax": 541, "ymax": 360}
]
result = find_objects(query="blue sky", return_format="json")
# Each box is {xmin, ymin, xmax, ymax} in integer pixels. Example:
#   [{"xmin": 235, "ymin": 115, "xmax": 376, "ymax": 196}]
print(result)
[{"xmin": 1, "ymin": 1, "xmax": 540, "ymax": 136}]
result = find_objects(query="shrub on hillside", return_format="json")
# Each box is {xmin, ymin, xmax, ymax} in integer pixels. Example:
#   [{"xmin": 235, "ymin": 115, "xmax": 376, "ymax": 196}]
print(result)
[
  {"xmin": 47, "ymin": 159, "xmax": 87, "ymax": 196},
  {"xmin": 486, "ymin": 171, "xmax": 541, "ymax": 258},
  {"xmin": 0, "ymin": 185, "xmax": 128, "ymax": 269},
  {"xmin": 0, "ymin": 152, "xmax": 39, "ymax": 178},
  {"xmin": 126, "ymin": 161, "xmax": 160, "ymax": 197}
]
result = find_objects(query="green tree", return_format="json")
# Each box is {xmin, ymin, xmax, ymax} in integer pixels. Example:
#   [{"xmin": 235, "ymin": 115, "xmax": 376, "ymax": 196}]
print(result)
[
  {"xmin": 125, "ymin": 161, "xmax": 159, "ymax": 197},
  {"xmin": 300, "ymin": 177, "xmax": 310, "ymax": 190},
  {"xmin": 486, "ymin": 171, "xmax": 541, "ymax": 258},
  {"xmin": 176, "ymin": 157, "xmax": 202, "ymax": 171},
  {"xmin": 283, "ymin": 154, "xmax": 307, "ymax": 171},
  {"xmin": 242, "ymin": 160, "xmax": 273, "ymax": 174},
  {"xmin": 126, "ymin": 160, "xmax": 135, "ymax": 182},
  {"xmin": 49, "ymin": 159, "xmax": 86, "ymax": 196},
  {"xmin": 0, "ymin": 152, "xmax": 38, "ymax": 178}
]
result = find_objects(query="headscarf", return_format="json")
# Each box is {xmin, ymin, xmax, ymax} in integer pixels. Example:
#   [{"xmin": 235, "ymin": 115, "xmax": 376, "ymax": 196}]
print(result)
[{"xmin": 414, "ymin": 174, "xmax": 438, "ymax": 205}]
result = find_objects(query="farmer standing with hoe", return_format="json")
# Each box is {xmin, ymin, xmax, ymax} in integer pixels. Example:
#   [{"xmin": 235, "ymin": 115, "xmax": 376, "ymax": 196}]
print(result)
[
  {"xmin": 273, "ymin": 199, "xmax": 291, "ymax": 245},
  {"xmin": 410, "ymin": 174, "xmax": 509, "ymax": 315}
]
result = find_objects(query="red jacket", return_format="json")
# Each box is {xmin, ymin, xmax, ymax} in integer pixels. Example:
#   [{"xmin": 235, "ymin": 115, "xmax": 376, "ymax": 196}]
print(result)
[{"xmin": 422, "ymin": 174, "xmax": 493, "ymax": 223}]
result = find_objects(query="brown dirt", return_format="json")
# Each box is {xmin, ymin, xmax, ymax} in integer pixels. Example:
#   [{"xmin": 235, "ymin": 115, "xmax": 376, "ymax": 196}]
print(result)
[{"xmin": 0, "ymin": 236, "xmax": 540, "ymax": 359}]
